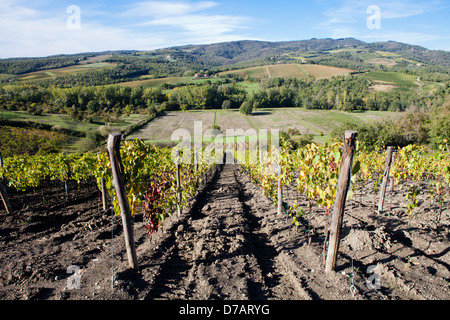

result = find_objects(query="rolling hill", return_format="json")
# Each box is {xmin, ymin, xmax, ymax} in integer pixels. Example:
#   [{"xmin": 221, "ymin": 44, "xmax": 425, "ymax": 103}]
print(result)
[{"xmin": 1, "ymin": 38, "xmax": 449, "ymax": 84}]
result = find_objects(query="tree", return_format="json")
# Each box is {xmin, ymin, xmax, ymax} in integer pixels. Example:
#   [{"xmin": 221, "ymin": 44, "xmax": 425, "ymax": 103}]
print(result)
[
  {"xmin": 222, "ymin": 100, "xmax": 232, "ymax": 109},
  {"xmin": 239, "ymin": 101, "xmax": 253, "ymax": 115}
]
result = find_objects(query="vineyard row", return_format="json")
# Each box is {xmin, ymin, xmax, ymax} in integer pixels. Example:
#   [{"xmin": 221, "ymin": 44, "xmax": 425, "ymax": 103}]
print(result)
[{"xmin": 1, "ymin": 138, "xmax": 449, "ymax": 237}]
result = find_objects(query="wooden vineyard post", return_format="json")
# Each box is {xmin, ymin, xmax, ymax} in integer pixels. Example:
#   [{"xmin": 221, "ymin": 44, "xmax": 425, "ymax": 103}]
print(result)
[
  {"xmin": 0, "ymin": 151, "xmax": 12, "ymax": 214},
  {"xmin": 176, "ymin": 161, "xmax": 182, "ymax": 216},
  {"xmin": 194, "ymin": 151, "xmax": 199, "ymax": 173},
  {"xmin": 0, "ymin": 183, "xmax": 11, "ymax": 214},
  {"xmin": 107, "ymin": 133, "xmax": 138, "ymax": 269},
  {"xmin": 277, "ymin": 164, "xmax": 283, "ymax": 215},
  {"xmin": 389, "ymin": 151, "xmax": 397, "ymax": 192},
  {"xmin": 101, "ymin": 177, "xmax": 108, "ymax": 211},
  {"xmin": 62, "ymin": 152, "xmax": 70, "ymax": 199},
  {"xmin": 325, "ymin": 130, "xmax": 357, "ymax": 273},
  {"xmin": 97, "ymin": 152, "xmax": 108, "ymax": 211},
  {"xmin": 378, "ymin": 146, "xmax": 395, "ymax": 215}
]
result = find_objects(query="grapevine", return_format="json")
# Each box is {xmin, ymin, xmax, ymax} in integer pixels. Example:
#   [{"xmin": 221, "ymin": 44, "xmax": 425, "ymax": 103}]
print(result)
[
  {"xmin": 0, "ymin": 139, "xmax": 215, "ymax": 234},
  {"xmin": 239, "ymin": 141, "xmax": 449, "ymax": 234}
]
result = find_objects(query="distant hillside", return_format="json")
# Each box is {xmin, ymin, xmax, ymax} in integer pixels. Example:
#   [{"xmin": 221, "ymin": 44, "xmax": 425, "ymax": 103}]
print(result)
[
  {"xmin": 162, "ymin": 38, "xmax": 449, "ymax": 69},
  {"xmin": 1, "ymin": 38, "xmax": 449, "ymax": 87},
  {"xmin": 170, "ymin": 38, "xmax": 366, "ymax": 65},
  {"xmin": 368, "ymin": 41, "xmax": 450, "ymax": 67}
]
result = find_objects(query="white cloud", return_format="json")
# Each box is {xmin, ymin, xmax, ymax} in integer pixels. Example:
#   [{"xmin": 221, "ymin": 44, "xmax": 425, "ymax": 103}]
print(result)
[
  {"xmin": 0, "ymin": 3, "xmax": 163, "ymax": 58},
  {"xmin": 0, "ymin": 0, "xmax": 254, "ymax": 58},
  {"xmin": 142, "ymin": 14, "xmax": 250, "ymax": 35},
  {"xmin": 316, "ymin": 0, "xmax": 449, "ymax": 48},
  {"xmin": 124, "ymin": 1, "xmax": 218, "ymax": 17},
  {"xmin": 125, "ymin": 1, "xmax": 254, "ymax": 47},
  {"xmin": 322, "ymin": 0, "xmax": 445, "ymax": 24}
]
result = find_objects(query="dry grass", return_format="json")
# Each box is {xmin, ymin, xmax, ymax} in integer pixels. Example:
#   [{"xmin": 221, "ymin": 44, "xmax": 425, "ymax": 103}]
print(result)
[
  {"xmin": 219, "ymin": 63, "xmax": 353, "ymax": 80},
  {"xmin": 117, "ymin": 77, "xmax": 185, "ymax": 88},
  {"xmin": 217, "ymin": 66, "xmax": 268, "ymax": 79},
  {"xmin": 266, "ymin": 64, "xmax": 309, "ymax": 79},
  {"xmin": 216, "ymin": 110, "xmax": 254, "ymax": 133},
  {"xmin": 366, "ymin": 58, "xmax": 397, "ymax": 66},
  {"xmin": 370, "ymin": 83, "xmax": 396, "ymax": 93},
  {"xmin": 300, "ymin": 64, "xmax": 354, "ymax": 79},
  {"xmin": 127, "ymin": 111, "xmax": 215, "ymax": 143},
  {"xmin": 127, "ymin": 108, "xmax": 398, "ymax": 145}
]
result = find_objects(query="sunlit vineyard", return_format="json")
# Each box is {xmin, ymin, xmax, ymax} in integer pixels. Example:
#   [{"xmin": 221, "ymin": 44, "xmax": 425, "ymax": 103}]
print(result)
[
  {"xmin": 2, "ymin": 139, "xmax": 449, "ymax": 235},
  {"xmin": 1, "ymin": 137, "xmax": 449, "ymax": 301},
  {"xmin": 240, "ymin": 141, "xmax": 450, "ymax": 228},
  {"xmin": 0, "ymin": 139, "xmax": 215, "ymax": 234}
]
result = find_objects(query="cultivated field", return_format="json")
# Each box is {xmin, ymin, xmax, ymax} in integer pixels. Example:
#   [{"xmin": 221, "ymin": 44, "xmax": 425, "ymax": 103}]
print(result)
[
  {"xmin": 117, "ymin": 76, "xmax": 225, "ymax": 89},
  {"xmin": 127, "ymin": 110, "xmax": 216, "ymax": 144},
  {"xmin": 14, "ymin": 62, "xmax": 116, "ymax": 82},
  {"xmin": 298, "ymin": 64, "xmax": 353, "ymax": 79},
  {"xmin": 265, "ymin": 64, "xmax": 308, "ymax": 79},
  {"xmin": 218, "ymin": 63, "xmax": 353, "ymax": 80},
  {"xmin": 363, "ymin": 71, "xmax": 418, "ymax": 88},
  {"xmin": 128, "ymin": 108, "xmax": 399, "ymax": 144},
  {"xmin": 366, "ymin": 58, "xmax": 398, "ymax": 66},
  {"xmin": 218, "ymin": 66, "xmax": 269, "ymax": 79}
]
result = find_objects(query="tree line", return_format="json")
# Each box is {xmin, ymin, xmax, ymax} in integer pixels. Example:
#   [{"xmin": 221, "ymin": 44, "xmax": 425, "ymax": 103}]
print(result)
[
  {"xmin": 0, "ymin": 56, "xmax": 79, "ymax": 75},
  {"xmin": 1, "ymin": 75, "xmax": 449, "ymax": 120}
]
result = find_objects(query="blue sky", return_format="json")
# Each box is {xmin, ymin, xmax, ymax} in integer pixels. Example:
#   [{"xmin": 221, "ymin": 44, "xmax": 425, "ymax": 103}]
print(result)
[{"xmin": 0, "ymin": 0, "xmax": 449, "ymax": 58}]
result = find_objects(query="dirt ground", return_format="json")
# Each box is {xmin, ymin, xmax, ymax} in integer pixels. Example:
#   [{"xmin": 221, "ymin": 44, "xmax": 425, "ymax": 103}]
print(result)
[
  {"xmin": 128, "ymin": 111, "xmax": 215, "ymax": 143},
  {"xmin": 0, "ymin": 163, "xmax": 449, "ymax": 301}
]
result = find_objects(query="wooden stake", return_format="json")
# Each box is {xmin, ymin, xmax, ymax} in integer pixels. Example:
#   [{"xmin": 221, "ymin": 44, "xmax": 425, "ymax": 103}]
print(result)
[
  {"xmin": 101, "ymin": 177, "xmax": 108, "ymax": 211},
  {"xmin": 389, "ymin": 151, "xmax": 397, "ymax": 192},
  {"xmin": 107, "ymin": 133, "xmax": 138, "ymax": 269},
  {"xmin": 62, "ymin": 152, "xmax": 70, "ymax": 199},
  {"xmin": 277, "ymin": 164, "xmax": 283, "ymax": 215},
  {"xmin": 378, "ymin": 146, "xmax": 395, "ymax": 215},
  {"xmin": 64, "ymin": 181, "xmax": 70, "ymax": 199},
  {"xmin": 0, "ymin": 183, "xmax": 12, "ymax": 214},
  {"xmin": 97, "ymin": 153, "xmax": 108, "ymax": 211},
  {"xmin": 176, "ymin": 161, "xmax": 182, "ymax": 216},
  {"xmin": 194, "ymin": 151, "xmax": 198, "ymax": 173},
  {"xmin": 0, "ymin": 151, "xmax": 12, "ymax": 214},
  {"xmin": 325, "ymin": 130, "xmax": 357, "ymax": 273}
]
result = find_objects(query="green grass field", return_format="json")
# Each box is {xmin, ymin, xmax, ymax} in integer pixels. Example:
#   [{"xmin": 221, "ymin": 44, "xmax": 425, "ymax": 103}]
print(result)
[
  {"xmin": 363, "ymin": 71, "xmax": 418, "ymax": 87},
  {"xmin": 0, "ymin": 111, "xmax": 148, "ymax": 152},
  {"xmin": 1, "ymin": 111, "xmax": 147, "ymax": 132}
]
